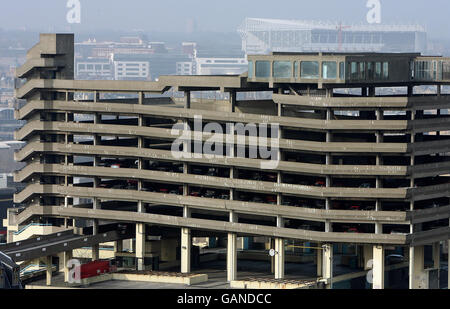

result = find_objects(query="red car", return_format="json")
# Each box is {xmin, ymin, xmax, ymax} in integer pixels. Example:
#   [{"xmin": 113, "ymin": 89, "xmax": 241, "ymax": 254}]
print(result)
[{"xmin": 314, "ymin": 180, "xmax": 326, "ymax": 187}]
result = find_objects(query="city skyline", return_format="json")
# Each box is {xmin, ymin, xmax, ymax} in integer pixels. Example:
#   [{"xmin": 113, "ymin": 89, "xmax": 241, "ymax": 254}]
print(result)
[{"xmin": 0, "ymin": 0, "xmax": 449, "ymax": 40}]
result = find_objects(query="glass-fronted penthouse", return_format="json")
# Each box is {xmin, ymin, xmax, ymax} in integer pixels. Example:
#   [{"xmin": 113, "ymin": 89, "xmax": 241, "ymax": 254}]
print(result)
[{"xmin": 247, "ymin": 52, "xmax": 450, "ymax": 86}]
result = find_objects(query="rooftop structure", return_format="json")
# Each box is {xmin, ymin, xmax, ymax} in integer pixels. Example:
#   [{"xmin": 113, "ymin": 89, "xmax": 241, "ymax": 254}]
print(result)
[{"xmin": 5, "ymin": 33, "xmax": 450, "ymax": 289}]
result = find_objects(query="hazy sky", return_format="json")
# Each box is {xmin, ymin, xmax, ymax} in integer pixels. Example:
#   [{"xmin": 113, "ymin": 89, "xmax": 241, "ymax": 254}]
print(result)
[{"xmin": 0, "ymin": 0, "xmax": 449, "ymax": 39}]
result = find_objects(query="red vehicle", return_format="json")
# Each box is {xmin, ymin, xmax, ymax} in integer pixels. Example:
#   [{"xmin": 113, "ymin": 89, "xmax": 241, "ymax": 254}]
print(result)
[
  {"xmin": 346, "ymin": 227, "xmax": 360, "ymax": 233},
  {"xmin": 350, "ymin": 205, "xmax": 361, "ymax": 211},
  {"xmin": 189, "ymin": 191, "xmax": 201, "ymax": 197},
  {"xmin": 77, "ymin": 260, "xmax": 111, "ymax": 279},
  {"xmin": 314, "ymin": 180, "xmax": 326, "ymax": 187}
]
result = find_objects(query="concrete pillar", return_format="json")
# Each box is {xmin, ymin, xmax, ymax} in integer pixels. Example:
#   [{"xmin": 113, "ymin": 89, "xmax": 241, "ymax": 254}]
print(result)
[
  {"xmin": 323, "ymin": 244, "xmax": 333, "ymax": 288},
  {"xmin": 92, "ymin": 220, "xmax": 99, "ymax": 261},
  {"xmin": 227, "ymin": 233, "xmax": 237, "ymax": 282},
  {"xmin": 274, "ymin": 238, "xmax": 285, "ymax": 279},
  {"xmin": 227, "ymin": 211, "xmax": 238, "ymax": 282},
  {"xmin": 63, "ymin": 250, "xmax": 73, "ymax": 283},
  {"xmin": 274, "ymin": 216, "xmax": 285, "ymax": 280},
  {"xmin": 114, "ymin": 240, "xmax": 123, "ymax": 254},
  {"xmin": 136, "ymin": 223, "xmax": 146, "ymax": 271},
  {"xmin": 373, "ymin": 245, "xmax": 385, "ymax": 289},
  {"xmin": 316, "ymin": 243, "xmax": 323, "ymax": 277},
  {"xmin": 409, "ymin": 246, "xmax": 425, "ymax": 289},
  {"xmin": 230, "ymin": 90, "xmax": 236, "ymax": 113},
  {"xmin": 185, "ymin": 91, "xmax": 191, "ymax": 109},
  {"xmin": 181, "ymin": 227, "xmax": 191, "ymax": 273},
  {"xmin": 46, "ymin": 256, "xmax": 52, "ymax": 286}
]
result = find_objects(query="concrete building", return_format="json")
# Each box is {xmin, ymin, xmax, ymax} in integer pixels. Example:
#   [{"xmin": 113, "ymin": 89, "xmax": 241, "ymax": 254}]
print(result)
[
  {"xmin": 6, "ymin": 33, "xmax": 450, "ymax": 289},
  {"xmin": 195, "ymin": 57, "xmax": 248, "ymax": 76},
  {"xmin": 238, "ymin": 18, "xmax": 428, "ymax": 55},
  {"xmin": 75, "ymin": 58, "xmax": 112, "ymax": 80},
  {"xmin": 176, "ymin": 61, "xmax": 195, "ymax": 76},
  {"xmin": 111, "ymin": 54, "xmax": 151, "ymax": 81}
]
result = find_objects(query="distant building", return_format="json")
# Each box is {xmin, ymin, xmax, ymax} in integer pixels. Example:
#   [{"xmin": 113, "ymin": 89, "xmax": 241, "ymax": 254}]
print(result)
[
  {"xmin": 0, "ymin": 141, "xmax": 26, "ymax": 173},
  {"xmin": 195, "ymin": 57, "xmax": 248, "ymax": 75},
  {"xmin": 112, "ymin": 54, "xmax": 151, "ymax": 81},
  {"xmin": 0, "ymin": 108, "xmax": 14, "ymax": 120},
  {"xmin": 75, "ymin": 58, "xmax": 112, "ymax": 80},
  {"xmin": 238, "ymin": 18, "xmax": 428, "ymax": 54},
  {"xmin": 176, "ymin": 61, "xmax": 195, "ymax": 76},
  {"xmin": 182, "ymin": 42, "xmax": 197, "ymax": 57}
]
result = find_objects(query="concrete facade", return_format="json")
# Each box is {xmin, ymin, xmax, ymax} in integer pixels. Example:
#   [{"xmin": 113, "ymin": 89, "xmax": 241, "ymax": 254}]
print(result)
[{"xmin": 7, "ymin": 34, "xmax": 450, "ymax": 289}]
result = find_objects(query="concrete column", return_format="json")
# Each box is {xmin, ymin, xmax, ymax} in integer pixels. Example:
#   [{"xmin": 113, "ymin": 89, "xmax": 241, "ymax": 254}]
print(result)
[
  {"xmin": 114, "ymin": 240, "xmax": 123, "ymax": 254},
  {"xmin": 181, "ymin": 206, "xmax": 192, "ymax": 274},
  {"xmin": 92, "ymin": 220, "xmax": 99, "ymax": 261},
  {"xmin": 181, "ymin": 227, "xmax": 191, "ymax": 274},
  {"xmin": 409, "ymin": 245, "xmax": 425, "ymax": 289},
  {"xmin": 227, "ymin": 211, "xmax": 238, "ymax": 282},
  {"xmin": 373, "ymin": 245, "xmax": 385, "ymax": 289},
  {"xmin": 274, "ymin": 238, "xmax": 285, "ymax": 279},
  {"xmin": 274, "ymin": 216, "xmax": 285, "ymax": 280},
  {"xmin": 227, "ymin": 233, "xmax": 237, "ymax": 282},
  {"xmin": 63, "ymin": 250, "xmax": 73, "ymax": 282},
  {"xmin": 136, "ymin": 223, "xmax": 146, "ymax": 271},
  {"xmin": 230, "ymin": 90, "xmax": 236, "ymax": 113},
  {"xmin": 323, "ymin": 244, "xmax": 333, "ymax": 288},
  {"xmin": 138, "ymin": 91, "xmax": 144, "ymax": 105},
  {"xmin": 316, "ymin": 243, "xmax": 323, "ymax": 277},
  {"xmin": 185, "ymin": 91, "xmax": 191, "ymax": 109},
  {"xmin": 46, "ymin": 256, "xmax": 52, "ymax": 286}
]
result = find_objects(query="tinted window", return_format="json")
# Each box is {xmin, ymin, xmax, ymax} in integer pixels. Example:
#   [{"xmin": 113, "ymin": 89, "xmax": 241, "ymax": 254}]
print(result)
[
  {"xmin": 255, "ymin": 61, "xmax": 271, "ymax": 78},
  {"xmin": 273, "ymin": 61, "xmax": 292, "ymax": 78},
  {"xmin": 301, "ymin": 61, "xmax": 319, "ymax": 79},
  {"xmin": 322, "ymin": 61, "xmax": 337, "ymax": 79}
]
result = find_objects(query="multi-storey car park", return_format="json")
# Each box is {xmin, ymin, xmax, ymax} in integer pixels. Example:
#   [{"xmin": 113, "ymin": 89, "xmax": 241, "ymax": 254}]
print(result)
[{"xmin": 2, "ymin": 33, "xmax": 450, "ymax": 289}]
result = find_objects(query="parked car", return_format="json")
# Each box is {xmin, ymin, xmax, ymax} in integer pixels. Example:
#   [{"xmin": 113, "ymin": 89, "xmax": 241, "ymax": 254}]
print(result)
[
  {"xmin": 359, "ymin": 183, "xmax": 372, "ymax": 189},
  {"xmin": 219, "ymin": 194, "xmax": 230, "ymax": 200},
  {"xmin": 314, "ymin": 180, "xmax": 326, "ymax": 187},
  {"xmin": 265, "ymin": 196, "xmax": 277, "ymax": 205},
  {"xmin": 203, "ymin": 190, "xmax": 216, "ymax": 198},
  {"xmin": 345, "ymin": 227, "xmax": 360, "ymax": 233},
  {"xmin": 207, "ymin": 168, "xmax": 219, "ymax": 177},
  {"xmin": 190, "ymin": 191, "xmax": 201, "ymax": 197},
  {"xmin": 386, "ymin": 254, "xmax": 405, "ymax": 265}
]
